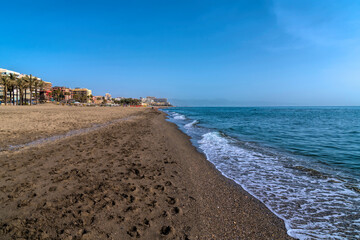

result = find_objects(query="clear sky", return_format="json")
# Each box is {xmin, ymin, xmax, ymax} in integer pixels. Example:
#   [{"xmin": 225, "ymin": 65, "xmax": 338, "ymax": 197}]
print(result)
[{"xmin": 1, "ymin": 0, "xmax": 360, "ymax": 106}]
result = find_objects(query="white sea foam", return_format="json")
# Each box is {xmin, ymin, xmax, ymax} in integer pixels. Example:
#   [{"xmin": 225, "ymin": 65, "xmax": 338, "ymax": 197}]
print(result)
[
  {"xmin": 172, "ymin": 113, "xmax": 186, "ymax": 120},
  {"xmin": 199, "ymin": 132, "xmax": 360, "ymax": 240},
  {"xmin": 184, "ymin": 120, "xmax": 199, "ymax": 128}
]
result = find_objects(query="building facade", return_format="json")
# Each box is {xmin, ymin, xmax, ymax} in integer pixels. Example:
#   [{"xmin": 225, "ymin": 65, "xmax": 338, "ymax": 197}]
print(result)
[
  {"xmin": 40, "ymin": 81, "xmax": 52, "ymax": 102},
  {"xmin": 0, "ymin": 68, "xmax": 46, "ymax": 104},
  {"xmin": 92, "ymin": 96, "xmax": 103, "ymax": 104},
  {"xmin": 52, "ymin": 86, "xmax": 73, "ymax": 101},
  {"xmin": 140, "ymin": 96, "xmax": 171, "ymax": 106},
  {"xmin": 72, "ymin": 88, "xmax": 92, "ymax": 103},
  {"xmin": 0, "ymin": 68, "xmax": 20, "ymax": 76}
]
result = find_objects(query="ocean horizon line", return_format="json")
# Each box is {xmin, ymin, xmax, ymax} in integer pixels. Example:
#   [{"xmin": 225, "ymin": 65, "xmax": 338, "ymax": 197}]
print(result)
[{"xmin": 170, "ymin": 105, "xmax": 360, "ymax": 108}]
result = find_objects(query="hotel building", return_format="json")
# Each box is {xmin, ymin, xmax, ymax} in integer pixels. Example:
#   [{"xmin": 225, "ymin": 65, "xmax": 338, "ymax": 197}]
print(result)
[
  {"xmin": 72, "ymin": 88, "xmax": 92, "ymax": 103},
  {"xmin": 0, "ymin": 68, "xmax": 48, "ymax": 104}
]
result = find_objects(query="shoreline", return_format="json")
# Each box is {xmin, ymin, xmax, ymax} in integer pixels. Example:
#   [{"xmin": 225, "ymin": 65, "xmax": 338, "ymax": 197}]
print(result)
[
  {"xmin": 0, "ymin": 107, "xmax": 292, "ymax": 239},
  {"xmin": 157, "ymin": 110, "xmax": 292, "ymax": 239},
  {"xmin": 161, "ymin": 110, "xmax": 294, "ymax": 235}
]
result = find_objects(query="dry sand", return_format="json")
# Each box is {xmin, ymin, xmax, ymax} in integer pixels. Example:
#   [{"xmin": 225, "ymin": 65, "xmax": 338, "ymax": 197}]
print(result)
[
  {"xmin": 0, "ymin": 106, "xmax": 292, "ymax": 239},
  {"xmin": 0, "ymin": 104, "xmax": 141, "ymax": 150}
]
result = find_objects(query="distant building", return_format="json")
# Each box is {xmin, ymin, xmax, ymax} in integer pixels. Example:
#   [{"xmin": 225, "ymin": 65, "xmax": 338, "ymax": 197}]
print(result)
[
  {"xmin": 40, "ymin": 81, "xmax": 52, "ymax": 102},
  {"xmin": 0, "ymin": 68, "xmax": 47, "ymax": 104},
  {"xmin": 72, "ymin": 88, "xmax": 92, "ymax": 103},
  {"xmin": 141, "ymin": 96, "xmax": 156, "ymax": 105},
  {"xmin": 153, "ymin": 98, "xmax": 171, "ymax": 106},
  {"xmin": 105, "ymin": 93, "xmax": 112, "ymax": 101},
  {"xmin": 0, "ymin": 68, "xmax": 20, "ymax": 76},
  {"xmin": 92, "ymin": 96, "xmax": 103, "ymax": 104},
  {"xmin": 140, "ymin": 96, "xmax": 171, "ymax": 106},
  {"xmin": 154, "ymin": 98, "xmax": 167, "ymax": 103},
  {"xmin": 51, "ymin": 86, "xmax": 73, "ymax": 101},
  {"xmin": 0, "ymin": 68, "xmax": 21, "ymax": 103},
  {"xmin": 72, "ymin": 88, "xmax": 92, "ymax": 97},
  {"xmin": 114, "ymin": 97, "xmax": 124, "ymax": 101}
]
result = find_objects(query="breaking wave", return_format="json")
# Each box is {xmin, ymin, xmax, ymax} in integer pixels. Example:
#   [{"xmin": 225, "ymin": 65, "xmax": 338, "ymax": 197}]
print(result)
[
  {"xmin": 198, "ymin": 132, "xmax": 360, "ymax": 240},
  {"xmin": 184, "ymin": 120, "xmax": 199, "ymax": 129},
  {"xmin": 172, "ymin": 113, "xmax": 186, "ymax": 120}
]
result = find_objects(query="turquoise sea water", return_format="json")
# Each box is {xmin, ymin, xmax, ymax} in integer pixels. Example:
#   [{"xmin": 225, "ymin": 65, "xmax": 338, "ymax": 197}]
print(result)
[{"xmin": 163, "ymin": 107, "xmax": 360, "ymax": 240}]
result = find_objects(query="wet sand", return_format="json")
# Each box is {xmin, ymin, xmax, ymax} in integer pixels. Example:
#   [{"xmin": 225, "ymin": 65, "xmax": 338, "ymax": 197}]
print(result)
[{"xmin": 0, "ymin": 106, "xmax": 292, "ymax": 239}]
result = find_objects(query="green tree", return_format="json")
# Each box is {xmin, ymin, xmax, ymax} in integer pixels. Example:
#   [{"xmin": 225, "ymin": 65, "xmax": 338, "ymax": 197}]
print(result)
[
  {"xmin": 51, "ymin": 89, "xmax": 61, "ymax": 102},
  {"xmin": 27, "ymin": 74, "xmax": 35, "ymax": 105},
  {"xmin": 22, "ymin": 75, "xmax": 29, "ymax": 104},
  {"xmin": 16, "ymin": 77, "xmax": 27, "ymax": 105},
  {"xmin": 38, "ymin": 81, "xmax": 45, "ymax": 102},
  {"xmin": 102, "ymin": 96, "xmax": 107, "ymax": 104},
  {"xmin": 8, "ymin": 73, "xmax": 17, "ymax": 105},
  {"xmin": 73, "ymin": 93, "xmax": 80, "ymax": 102},
  {"xmin": 80, "ymin": 94, "xmax": 87, "ymax": 103},
  {"xmin": 33, "ymin": 77, "xmax": 41, "ymax": 104},
  {"xmin": 116, "ymin": 98, "xmax": 141, "ymax": 106},
  {"xmin": 0, "ymin": 75, "xmax": 10, "ymax": 105}
]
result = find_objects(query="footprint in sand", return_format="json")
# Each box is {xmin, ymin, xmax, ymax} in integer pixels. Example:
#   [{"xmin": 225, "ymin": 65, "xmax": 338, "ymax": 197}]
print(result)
[
  {"xmin": 171, "ymin": 207, "xmax": 181, "ymax": 215},
  {"xmin": 166, "ymin": 197, "xmax": 176, "ymax": 205},
  {"xmin": 127, "ymin": 226, "xmax": 140, "ymax": 238},
  {"xmin": 154, "ymin": 185, "xmax": 165, "ymax": 192},
  {"xmin": 160, "ymin": 226, "xmax": 173, "ymax": 236}
]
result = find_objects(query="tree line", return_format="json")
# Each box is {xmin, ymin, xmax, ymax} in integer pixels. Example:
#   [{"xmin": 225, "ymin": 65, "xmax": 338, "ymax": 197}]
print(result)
[
  {"xmin": 0, "ymin": 73, "xmax": 45, "ymax": 105},
  {"xmin": 113, "ymin": 98, "xmax": 141, "ymax": 105},
  {"xmin": 51, "ymin": 88, "xmax": 92, "ymax": 103}
]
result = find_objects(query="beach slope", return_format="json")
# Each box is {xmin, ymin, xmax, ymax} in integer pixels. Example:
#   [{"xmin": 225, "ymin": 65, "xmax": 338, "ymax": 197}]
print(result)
[{"xmin": 0, "ymin": 107, "xmax": 291, "ymax": 239}]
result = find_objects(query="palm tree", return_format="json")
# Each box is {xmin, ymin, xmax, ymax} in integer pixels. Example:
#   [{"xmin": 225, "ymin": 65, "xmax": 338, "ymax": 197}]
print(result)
[
  {"xmin": 0, "ymin": 75, "xmax": 10, "ymax": 105},
  {"xmin": 38, "ymin": 80, "xmax": 45, "ymax": 102},
  {"xmin": 9, "ymin": 73, "xmax": 17, "ymax": 105},
  {"xmin": 52, "ymin": 88, "xmax": 62, "ymax": 102},
  {"xmin": 33, "ymin": 77, "xmax": 41, "ymax": 104},
  {"xmin": 16, "ymin": 83, "xmax": 19, "ymax": 105},
  {"xmin": 28, "ymin": 74, "xmax": 35, "ymax": 105},
  {"xmin": 16, "ymin": 77, "xmax": 26, "ymax": 105},
  {"xmin": 22, "ymin": 75, "xmax": 29, "ymax": 104}
]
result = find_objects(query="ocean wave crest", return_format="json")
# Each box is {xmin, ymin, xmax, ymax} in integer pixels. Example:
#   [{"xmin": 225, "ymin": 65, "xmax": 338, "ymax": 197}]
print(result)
[
  {"xmin": 185, "ymin": 120, "xmax": 199, "ymax": 128},
  {"xmin": 198, "ymin": 131, "xmax": 360, "ymax": 240},
  {"xmin": 172, "ymin": 113, "xmax": 186, "ymax": 120}
]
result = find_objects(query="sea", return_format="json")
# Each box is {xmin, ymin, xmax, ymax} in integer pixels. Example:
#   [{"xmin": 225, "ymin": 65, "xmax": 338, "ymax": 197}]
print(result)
[{"xmin": 162, "ymin": 107, "xmax": 360, "ymax": 240}]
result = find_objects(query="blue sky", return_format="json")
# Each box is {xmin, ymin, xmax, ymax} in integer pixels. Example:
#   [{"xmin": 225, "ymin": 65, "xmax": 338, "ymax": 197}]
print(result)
[{"xmin": 1, "ymin": 0, "xmax": 360, "ymax": 106}]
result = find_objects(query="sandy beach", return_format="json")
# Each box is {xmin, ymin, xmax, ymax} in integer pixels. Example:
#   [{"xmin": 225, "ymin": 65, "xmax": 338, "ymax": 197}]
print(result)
[
  {"xmin": 0, "ymin": 106, "xmax": 292, "ymax": 239},
  {"xmin": 0, "ymin": 105, "xmax": 142, "ymax": 151}
]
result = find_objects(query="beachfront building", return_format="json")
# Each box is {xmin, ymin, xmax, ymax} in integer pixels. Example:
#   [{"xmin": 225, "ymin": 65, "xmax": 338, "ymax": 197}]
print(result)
[
  {"xmin": 140, "ymin": 96, "xmax": 156, "ymax": 106},
  {"xmin": 40, "ymin": 81, "xmax": 52, "ymax": 102},
  {"xmin": 49, "ymin": 86, "xmax": 93, "ymax": 103},
  {"xmin": 92, "ymin": 96, "xmax": 103, "ymax": 104},
  {"xmin": 153, "ymin": 98, "xmax": 169, "ymax": 105},
  {"xmin": 51, "ymin": 86, "xmax": 73, "ymax": 101},
  {"xmin": 140, "ymin": 96, "xmax": 171, "ymax": 106},
  {"xmin": 104, "ymin": 93, "xmax": 112, "ymax": 101},
  {"xmin": 0, "ymin": 68, "xmax": 21, "ymax": 77},
  {"xmin": 154, "ymin": 98, "xmax": 171, "ymax": 106},
  {"xmin": 0, "ymin": 83, "xmax": 5, "ymax": 101},
  {"xmin": 114, "ymin": 97, "xmax": 124, "ymax": 101},
  {"xmin": 0, "ymin": 68, "xmax": 46, "ymax": 105},
  {"xmin": 0, "ymin": 68, "xmax": 20, "ymax": 104},
  {"xmin": 72, "ymin": 88, "xmax": 92, "ymax": 103}
]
